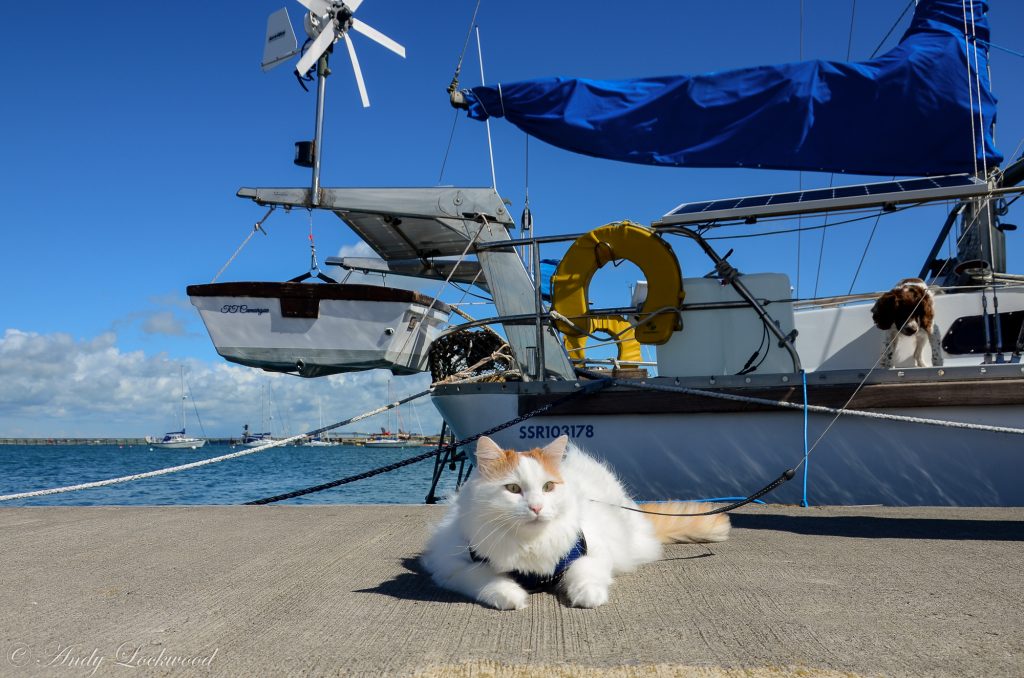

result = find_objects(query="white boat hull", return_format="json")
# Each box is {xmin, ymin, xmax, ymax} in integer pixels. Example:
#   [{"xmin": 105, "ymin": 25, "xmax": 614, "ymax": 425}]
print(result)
[
  {"xmin": 241, "ymin": 439, "xmax": 276, "ymax": 448},
  {"xmin": 150, "ymin": 438, "xmax": 207, "ymax": 450},
  {"xmin": 187, "ymin": 283, "xmax": 450, "ymax": 377},
  {"xmin": 364, "ymin": 439, "xmax": 422, "ymax": 448},
  {"xmin": 432, "ymin": 369, "xmax": 1024, "ymax": 506}
]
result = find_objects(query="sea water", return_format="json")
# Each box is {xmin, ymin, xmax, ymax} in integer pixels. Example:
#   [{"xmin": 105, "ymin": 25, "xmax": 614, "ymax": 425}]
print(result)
[{"xmin": 0, "ymin": 444, "xmax": 464, "ymax": 507}]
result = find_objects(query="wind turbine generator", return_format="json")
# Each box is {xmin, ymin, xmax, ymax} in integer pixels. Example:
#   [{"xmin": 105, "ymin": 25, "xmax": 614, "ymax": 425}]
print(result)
[{"xmin": 260, "ymin": 0, "xmax": 406, "ymax": 206}]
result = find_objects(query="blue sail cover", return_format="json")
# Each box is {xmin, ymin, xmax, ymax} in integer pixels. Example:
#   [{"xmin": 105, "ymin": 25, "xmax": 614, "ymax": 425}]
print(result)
[{"xmin": 463, "ymin": 0, "xmax": 1001, "ymax": 177}]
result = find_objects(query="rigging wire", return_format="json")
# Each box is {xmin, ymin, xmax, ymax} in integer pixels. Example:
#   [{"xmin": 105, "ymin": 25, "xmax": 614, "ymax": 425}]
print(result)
[
  {"xmin": 449, "ymin": 281, "xmax": 493, "ymax": 303},
  {"xmin": 185, "ymin": 376, "xmax": 208, "ymax": 440},
  {"xmin": 961, "ymin": 0, "xmax": 981, "ymax": 180},
  {"xmin": 703, "ymin": 202, "xmax": 916, "ymax": 240},
  {"xmin": 438, "ymin": 108, "xmax": 461, "ymax": 184},
  {"xmin": 846, "ymin": 0, "xmax": 857, "ymax": 60},
  {"xmin": 966, "ymin": 0, "xmax": 995, "ymax": 268},
  {"xmin": 795, "ymin": 0, "xmax": 804, "ymax": 299},
  {"xmin": 811, "ymin": 175, "xmax": 836, "ymax": 298},
  {"xmin": 450, "ymin": 0, "xmax": 483, "ymax": 90},
  {"xmin": 971, "ymin": 37, "xmax": 1024, "ymax": 60},
  {"xmin": 869, "ymin": 0, "xmax": 915, "ymax": 58},
  {"xmin": 476, "ymin": 26, "xmax": 498, "ymax": 191},
  {"xmin": 811, "ymin": 0, "xmax": 857, "ymax": 298},
  {"xmin": 440, "ymin": 0, "xmax": 483, "ymax": 183},
  {"xmin": 211, "ymin": 207, "xmax": 275, "ymax": 283},
  {"xmin": 846, "ymin": 175, "xmax": 895, "ymax": 293},
  {"xmin": 847, "ymin": 211, "xmax": 885, "ymax": 294}
]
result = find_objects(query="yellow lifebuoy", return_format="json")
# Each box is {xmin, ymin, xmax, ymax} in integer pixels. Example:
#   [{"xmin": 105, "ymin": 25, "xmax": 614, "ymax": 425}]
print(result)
[
  {"xmin": 563, "ymin": 316, "xmax": 643, "ymax": 363},
  {"xmin": 551, "ymin": 221, "xmax": 684, "ymax": 347}
]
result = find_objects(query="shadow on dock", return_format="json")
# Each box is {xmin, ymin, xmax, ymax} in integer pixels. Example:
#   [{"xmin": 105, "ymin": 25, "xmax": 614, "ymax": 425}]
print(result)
[
  {"xmin": 354, "ymin": 556, "xmax": 471, "ymax": 604},
  {"xmin": 731, "ymin": 511, "xmax": 1024, "ymax": 541}
]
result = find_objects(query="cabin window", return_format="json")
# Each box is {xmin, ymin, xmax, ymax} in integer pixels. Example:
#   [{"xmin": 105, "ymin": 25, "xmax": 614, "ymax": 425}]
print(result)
[{"xmin": 941, "ymin": 311, "xmax": 1023, "ymax": 355}]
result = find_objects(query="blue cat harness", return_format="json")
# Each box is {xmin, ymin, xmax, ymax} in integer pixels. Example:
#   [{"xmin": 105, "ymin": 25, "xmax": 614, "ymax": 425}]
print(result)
[{"xmin": 470, "ymin": 533, "xmax": 588, "ymax": 593}]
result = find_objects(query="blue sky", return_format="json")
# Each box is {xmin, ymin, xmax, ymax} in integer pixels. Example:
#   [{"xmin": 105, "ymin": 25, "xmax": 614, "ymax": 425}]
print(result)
[{"xmin": 2, "ymin": 0, "xmax": 1023, "ymax": 438}]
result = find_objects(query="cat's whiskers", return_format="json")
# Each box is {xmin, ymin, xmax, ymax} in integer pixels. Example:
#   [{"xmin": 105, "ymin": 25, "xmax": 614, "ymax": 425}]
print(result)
[
  {"xmin": 467, "ymin": 511, "xmax": 522, "ymax": 553},
  {"xmin": 462, "ymin": 510, "xmax": 513, "ymax": 546}
]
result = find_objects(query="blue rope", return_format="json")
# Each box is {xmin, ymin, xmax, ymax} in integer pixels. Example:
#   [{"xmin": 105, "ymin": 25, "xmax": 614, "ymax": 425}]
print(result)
[
  {"xmin": 971, "ymin": 37, "xmax": 1024, "ymax": 60},
  {"xmin": 800, "ymin": 370, "xmax": 810, "ymax": 507}
]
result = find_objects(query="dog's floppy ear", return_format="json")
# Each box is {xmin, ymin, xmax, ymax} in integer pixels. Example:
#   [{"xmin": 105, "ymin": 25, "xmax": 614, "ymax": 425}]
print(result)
[{"xmin": 871, "ymin": 293, "xmax": 895, "ymax": 330}]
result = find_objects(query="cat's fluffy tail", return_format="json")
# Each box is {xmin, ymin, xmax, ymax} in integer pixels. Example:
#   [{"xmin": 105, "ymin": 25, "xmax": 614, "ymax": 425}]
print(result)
[{"xmin": 636, "ymin": 502, "xmax": 730, "ymax": 543}]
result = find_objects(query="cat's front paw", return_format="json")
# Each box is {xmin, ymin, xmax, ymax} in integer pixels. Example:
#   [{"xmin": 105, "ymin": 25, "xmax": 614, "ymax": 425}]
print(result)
[
  {"xmin": 478, "ymin": 578, "xmax": 529, "ymax": 610},
  {"xmin": 565, "ymin": 580, "xmax": 609, "ymax": 608}
]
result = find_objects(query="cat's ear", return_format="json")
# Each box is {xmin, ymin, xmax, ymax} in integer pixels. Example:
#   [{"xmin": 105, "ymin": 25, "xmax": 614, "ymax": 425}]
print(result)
[
  {"xmin": 541, "ymin": 435, "xmax": 569, "ymax": 465},
  {"xmin": 475, "ymin": 436, "xmax": 506, "ymax": 474}
]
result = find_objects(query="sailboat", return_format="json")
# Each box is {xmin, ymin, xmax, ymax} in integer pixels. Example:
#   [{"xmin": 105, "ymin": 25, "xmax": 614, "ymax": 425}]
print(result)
[
  {"xmin": 239, "ymin": 385, "xmax": 278, "ymax": 447},
  {"xmin": 193, "ymin": 0, "xmax": 1024, "ymax": 505},
  {"xmin": 365, "ymin": 381, "xmax": 422, "ymax": 447},
  {"xmin": 149, "ymin": 368, "xmax": 207, "ymax": 450},
  {"xmin": 306, "ymin": 398, "xmax": 339, "ymax": 446}
]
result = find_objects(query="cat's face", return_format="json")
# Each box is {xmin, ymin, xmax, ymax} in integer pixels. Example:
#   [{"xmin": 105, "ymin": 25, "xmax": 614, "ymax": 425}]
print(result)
[{"xmin": 473, "ymin": 435, "xmax": 570, "ymax": 526}]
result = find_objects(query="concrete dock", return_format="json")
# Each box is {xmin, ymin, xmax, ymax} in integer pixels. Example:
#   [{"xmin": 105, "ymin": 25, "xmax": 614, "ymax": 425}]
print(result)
[{"xmin": 1, "ymin": 505, "xmax": 1022, "ymax": 677}]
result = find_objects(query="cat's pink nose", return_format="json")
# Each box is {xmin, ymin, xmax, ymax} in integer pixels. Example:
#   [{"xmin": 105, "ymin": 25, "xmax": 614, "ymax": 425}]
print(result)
[{"xmin": 529, "ymin": 504, "xmax": 542, "ymax": 515}]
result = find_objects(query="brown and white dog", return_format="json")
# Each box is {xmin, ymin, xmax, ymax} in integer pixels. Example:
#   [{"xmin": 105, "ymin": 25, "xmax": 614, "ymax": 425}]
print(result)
[{"xmin": 871, "ymin": 278, "xmax": 935, "ymax": 367}]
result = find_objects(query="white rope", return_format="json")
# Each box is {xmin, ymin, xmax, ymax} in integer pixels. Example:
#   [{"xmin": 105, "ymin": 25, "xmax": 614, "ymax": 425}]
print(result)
[
  {"xmin": 0, "ymin": 391, "xmax": 432, "ymax": 502},
  {"xmin": 612, "ymin": 379, "xmax": 1024, "ymax": 436}
]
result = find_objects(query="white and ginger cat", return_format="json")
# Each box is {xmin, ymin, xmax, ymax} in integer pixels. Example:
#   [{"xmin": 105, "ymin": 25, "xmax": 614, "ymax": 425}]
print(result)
[{"xmin": 421, "ymin": 435, "xmax": 730, "ymax": 610}]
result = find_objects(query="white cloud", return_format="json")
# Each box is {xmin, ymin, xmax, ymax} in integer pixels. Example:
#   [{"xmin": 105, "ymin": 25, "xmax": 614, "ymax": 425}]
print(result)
[
  {"xmin": 0, "ymin": 329, "xmax": 440, "ymax": 439},
  {"xmin": 141, "ymin": 311, "xmax": 188, "ymax": 336},
  {"xmin": 336, "ymin": 242, "xmax": 377, "ymax": 259}
]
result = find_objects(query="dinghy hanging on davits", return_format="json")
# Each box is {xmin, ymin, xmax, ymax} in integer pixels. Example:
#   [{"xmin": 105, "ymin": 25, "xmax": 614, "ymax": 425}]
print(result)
[{"xmin": 187, "ymin": 281, "xmax": 450, "ymax": 377}]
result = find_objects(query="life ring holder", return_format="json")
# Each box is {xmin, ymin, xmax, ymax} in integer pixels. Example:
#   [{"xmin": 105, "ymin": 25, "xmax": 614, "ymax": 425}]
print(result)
[{"xmin": 551, "ymin": 221, "xmax": 684, "ymax": 348}]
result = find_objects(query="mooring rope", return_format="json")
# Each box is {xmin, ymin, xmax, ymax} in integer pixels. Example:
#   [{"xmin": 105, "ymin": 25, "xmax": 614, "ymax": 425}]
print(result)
[
  {"xmin": 0, "ymin": 390, "xmax": 433, "ymax": 503},
  {"xmin": 244, "ymin": 379, "xmax": 611, "ymax": 505},
  {"xmin": 611, "ymin": 379, "xmax": 1024, "ymax": 436}
]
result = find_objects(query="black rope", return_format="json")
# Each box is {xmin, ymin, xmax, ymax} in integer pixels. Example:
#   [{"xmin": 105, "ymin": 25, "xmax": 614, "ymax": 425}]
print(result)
[
  {"xmin": 598, "ymin": 468, "xmax": 797, "ymax": 517},
  {"xmin": 244, "ymin": 379, "xmax": 611, "ymax": 505}
]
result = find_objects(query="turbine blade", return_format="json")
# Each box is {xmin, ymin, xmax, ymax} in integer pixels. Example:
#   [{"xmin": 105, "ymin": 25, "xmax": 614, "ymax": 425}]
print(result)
[
  {"xmin": 343, "ymin": 33, "xmax": 370, "ymax": 107},
  {"xmin": 294, "ymin": 19, "xmax": 337, "ymax": 75},
  {"xmin": 295, "ymin": 0, "xmax": 332, "ymax": 15},
  {"xmin": 351, "ymin": 18, "xmax": 406, "ymax": 58}
]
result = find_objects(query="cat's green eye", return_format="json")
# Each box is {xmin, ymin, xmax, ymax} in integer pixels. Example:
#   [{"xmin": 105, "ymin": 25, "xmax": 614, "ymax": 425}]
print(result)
[
  {"xmin": 542, "ymin": 481, "xmax": 556, "ymax": 492},
  {"xmin": 504, "ymin": 483, "xmax": 522, "ymax": 494}
]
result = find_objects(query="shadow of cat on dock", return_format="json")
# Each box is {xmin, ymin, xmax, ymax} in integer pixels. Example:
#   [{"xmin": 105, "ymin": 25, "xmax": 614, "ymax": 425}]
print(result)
[
  {"xmin": 353, "ymin": 556, "xmax": 471, "ymax": 605},
  {"xmin": 415, "ymin": 435, "xmax": 729, "ymax": 610}
]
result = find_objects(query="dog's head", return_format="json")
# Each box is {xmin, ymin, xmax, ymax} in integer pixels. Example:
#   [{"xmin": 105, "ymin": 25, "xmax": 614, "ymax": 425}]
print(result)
[{"xmin": 871, "ymin": 278, "xmax": 933, "ymax": 336}]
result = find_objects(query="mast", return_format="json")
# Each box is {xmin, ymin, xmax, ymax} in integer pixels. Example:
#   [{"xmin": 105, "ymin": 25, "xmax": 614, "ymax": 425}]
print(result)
[
  {"xmin": 179, "ymin": 366, "xmax": 187, "ymax": 433},
  {"xmin": 310, "ymin": 50, "xmax": 330, "ymax": 207}
]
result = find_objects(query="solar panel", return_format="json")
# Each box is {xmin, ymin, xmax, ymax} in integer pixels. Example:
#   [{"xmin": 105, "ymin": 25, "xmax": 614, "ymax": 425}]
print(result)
[{"xmin": 656, "ymin": 174, "xmax": 989, "ymax": 227}]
